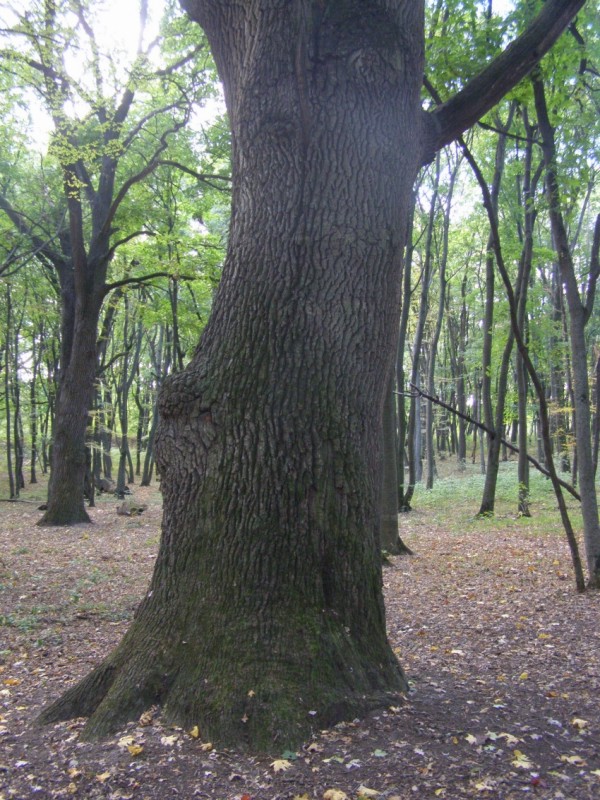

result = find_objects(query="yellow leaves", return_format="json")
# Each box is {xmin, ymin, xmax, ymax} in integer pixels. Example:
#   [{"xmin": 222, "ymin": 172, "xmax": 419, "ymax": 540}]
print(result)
[
  {"xmin": 96, "ymin": 771, "xmax": 112, "ymax": 783},
  {"xmin": 117, "ymin": 735, "xmax": 135, "ymax": 749},
  {"xmin": 518, "ymin": 671, "xmax": 528, "ymax": 681},
  {"xmin": 271, "ymin": 759, "xmax": 292, "ymax": 773},
  {"xmin": 200, "ymin": 742, "xmax": 213, "ymax": 752},
  {"xmin": 357, "ymin": 787, "xmax": 380, "ymax": 798},
  {"xmin": 560, "ymin": 754, "xmax": 586, "ymax": 766},
  {"xmin": 2, "ymin": 678, "xmax": 21, "ymax": 686},
  {"xmin": 138, "ymin": 709, "xmax": 154, "ymax": 726},
  {"xmin": 497, "ymin": 732, "xmax": 520, "ymax": 746},
  {"xmin": 247, "ymin": 689, "xmax": 256, "ymax": 697},
  {"xmin": 117, "ymin": 734, "xmax": 144, "ymax": 756},
  {"xmin": 511, "ymin": 750, "xmax": 534, "ymax": 769},
  {"xmin": 160, "ymin": 734, "xmax": 178, "ymax": 747},
  {"xmin": 474, "ymin": 779, "xmax": 496, "ymax": 791},
  {"xmin": 571, "ymin": 718, "xmax": 588, "ymax": 730},
  {"xmin": 189, "ymin": 725, "xmax": 200, "ymax": 739},
  {"xmin": 323, "ymin": 791, "xmax": 349, "ymax": 800},
  {"xmin": 293, "ymin": 795, "xmax": 311, "ymax": 800},
  {"xmin": 538, "ymin": 633, "xmax": 552, "ymax": 640}
]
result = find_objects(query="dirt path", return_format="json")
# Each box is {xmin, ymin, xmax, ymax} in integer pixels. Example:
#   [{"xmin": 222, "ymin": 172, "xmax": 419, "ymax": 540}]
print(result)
[{"xmin": 1, "ymin": 487, "xmax": 599, "ymax": 799}]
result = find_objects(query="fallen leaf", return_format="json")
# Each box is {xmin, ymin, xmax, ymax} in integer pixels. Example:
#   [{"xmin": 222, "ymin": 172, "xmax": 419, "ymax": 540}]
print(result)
[
  {"xmin": 271, "ymin": 759, "xmax": 292, "ymax": 773},
  {"xmin": 2, "ymin": 678, "xmax": 21, "ymax": 686},
  {"xmin": 138, "ymin": 709, "xmax": 154, "ymax": 726},
  {"xmin": 161, "ymin": 735, "xmax": 178, "ymax": 747},
  {"xmin": 357, "ymin": 786, "xmax": 379, "ymax": 798},
  {"xmin": 511, "ymin": 750, "xmax": 534, "ymax": 769},
  {"xmin": 189, "ymin": 725, "xmax": 200, "ymax": 739},
  {"xmin": 560, "ymin": 754, "xmax": 586, "ymax": 766},
  {"xmin": 117, "ymin": 735, "xmax": 135, "ymax": 748},
  {"xmin": 475, "ymin": 779, "xmax": 496, "ymax": 791},
  {"xmin": 465, "ymin": 734, "xmax": 478, "ymax": 745},
  {"xmin": 497, "ymin": 732, "xmax": 520, "ymax": 746},
  {"xmin": 96, "ymin": 771, "xmax": 111, "ymax": 783},
  {"xmin": 372, "ymin": 749, "xmax": 387, "ymax": 758},
  {"xmin": 200, "ymin": 742, "xmax": 213, "ymax": 752},
  {"xmin": 127, "ymin": 743, "xmax": 144, "ymax": 756},
  {"xmin": 571, "ymin": 718, "xmax": 588, "ymax": 730},
  {"xmin": 518, "ymin": 672, "xmax": 528, "ymax": 681},
  {"xmin": 323, "ymin": 791, "xmax": 349, "ymax": 800}
]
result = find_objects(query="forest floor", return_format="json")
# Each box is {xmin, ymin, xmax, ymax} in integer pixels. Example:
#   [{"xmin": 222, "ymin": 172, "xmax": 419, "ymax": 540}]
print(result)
[{"xmin": 0, "ymin": 471, "xmax": 599, "ymax": 800}]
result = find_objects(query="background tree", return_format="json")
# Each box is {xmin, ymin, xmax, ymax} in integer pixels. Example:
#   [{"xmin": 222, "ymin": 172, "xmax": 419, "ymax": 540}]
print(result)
[{"xmin": 0, "ymin": 0, "xmax": 216, "ymax": 523}]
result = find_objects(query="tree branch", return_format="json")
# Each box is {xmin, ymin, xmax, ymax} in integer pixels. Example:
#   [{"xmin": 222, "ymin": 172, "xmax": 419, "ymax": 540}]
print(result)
[
  {"xmin": 157, "ymin": 160, "xmax": 231, "ymax": 190},
  {"xmin": 103, "ymin": 271, "xmax": 197, "ymax": 297},
  {"xmin": 425, "ymin": 0, "xmax": 587, "ymax": 158},
  {"xmin": 407, "ymin": 384, "xmax": 581, "ymax": 502}
]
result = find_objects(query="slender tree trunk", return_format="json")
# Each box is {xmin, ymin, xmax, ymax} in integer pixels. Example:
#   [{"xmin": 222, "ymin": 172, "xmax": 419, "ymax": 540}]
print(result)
[
  {"xmin": 4, "ymin": 287, "xmax": 15, "ymax": 499},
  {"xmin": 381, "ymin": 373, "xmax": 412, "ymax": 555},
  {"xmin": 534, "ymin": 76, "xmax": 600, "ymax": 587},
  {"xmin": 397, "ymin": 188, "xmax": 417, "ymax": 510},
  {"xmin": 425, "ymin": 156, "xmax": 457, "ymax": 489}
]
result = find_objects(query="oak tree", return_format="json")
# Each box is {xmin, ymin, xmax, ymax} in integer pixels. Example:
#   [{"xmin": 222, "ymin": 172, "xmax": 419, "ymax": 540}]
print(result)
[{"xmin": 40, "ymin": 0, "xmax": 587, "ymax": 750}]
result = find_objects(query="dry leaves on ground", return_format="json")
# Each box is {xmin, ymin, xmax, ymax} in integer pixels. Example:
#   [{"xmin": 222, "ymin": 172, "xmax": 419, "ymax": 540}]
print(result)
[{"xmin": 0, "ymin": 485, "xmax": 599, "ymax": 799}]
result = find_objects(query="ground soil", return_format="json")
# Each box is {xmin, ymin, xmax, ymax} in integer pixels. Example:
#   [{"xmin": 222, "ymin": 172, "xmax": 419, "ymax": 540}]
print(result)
[{"xmin": 0, "ymin": 484, "xmax": 599, "ymax": 800}]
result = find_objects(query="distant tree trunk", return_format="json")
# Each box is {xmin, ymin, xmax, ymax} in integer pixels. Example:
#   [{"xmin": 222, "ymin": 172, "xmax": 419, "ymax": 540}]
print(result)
[
  {"xmin": 29, "ymin": 332, "xmax": 41, "ymax": 485},
  {"xmin": 534, "ymin": 75, "xmax": 600, "ymax": 587},
  {"xmin": 477, "ymin": 109, "xmax": 514, "ymax": 514},
  {"xmin": 515, "ymin": 108, "xmax": 539, "ymax": 517},
  {"xmin": 381, "ymin": 373, "xmax": 412, "ymax": 555},
  {"xmin": 593, "ymin": 353, "xmax": 600, "ymax": 478},
  {"xmin": 39, "ymin": 283, "xmax": 103, "ymax": 525},
  {"xmin": 4, "ymin": 287, "xmax": 15, "ymax": 498},
  {"xmin": 397, "ymin": 188, "xmax": 418, "ymax": 510},
  {"xmin": 425, "ymin": 155, "xmax": 457, "ymax": 489},
  {"xmin": 409, "ymin": 155, "xmax": 440, "ymax": 493},
  {"xmin": 11, "ymin": 301, "xmax": 25, "ymax": 493}
]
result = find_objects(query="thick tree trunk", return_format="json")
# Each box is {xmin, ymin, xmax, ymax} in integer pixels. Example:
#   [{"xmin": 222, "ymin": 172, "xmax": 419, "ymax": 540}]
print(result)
[
  {"xmin": 40, "ymin": 1, "xmax": 423, "ymax": 748},
  {"xmin": 38, "ymin": 296, "xmax": 102, "ymax": 525}
]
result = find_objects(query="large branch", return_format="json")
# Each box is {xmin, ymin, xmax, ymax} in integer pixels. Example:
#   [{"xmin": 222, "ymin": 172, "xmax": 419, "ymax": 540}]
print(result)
[{"xmin": 426, "ymin": 0, "xmax": 587, "ymax": 157}]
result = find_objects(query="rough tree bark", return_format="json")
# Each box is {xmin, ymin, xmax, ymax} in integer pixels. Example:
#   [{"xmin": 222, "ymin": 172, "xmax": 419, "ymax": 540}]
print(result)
[{"xmin": 39, "ymin": 0, "xmax": 587, "ymax": 751}]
